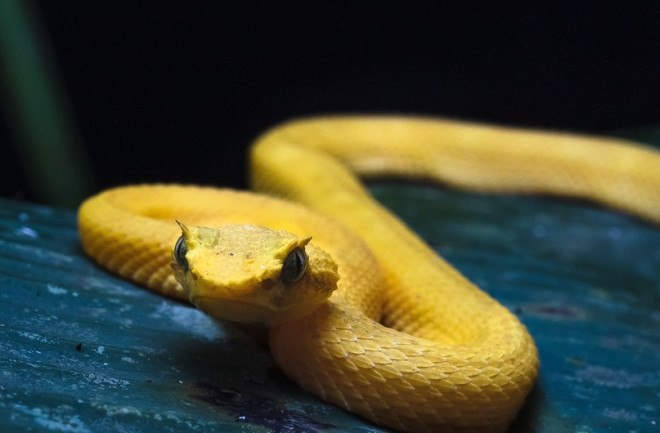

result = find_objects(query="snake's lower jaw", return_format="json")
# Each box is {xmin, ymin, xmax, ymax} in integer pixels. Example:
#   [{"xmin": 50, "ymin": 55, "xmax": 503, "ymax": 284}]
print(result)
[
  {"xmin": 190, "ymin": 294, "xmax": 327, "ymax": 324},
  {"xmin": 191, "ymin": 295, "xmax": 275, "ymax": 323}
]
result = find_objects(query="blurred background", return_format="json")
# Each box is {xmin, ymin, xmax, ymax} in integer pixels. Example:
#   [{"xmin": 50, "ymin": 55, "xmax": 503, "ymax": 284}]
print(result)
[{"xmin": 2, "ymin": 2, "xmax": 660, "ymax": 208}]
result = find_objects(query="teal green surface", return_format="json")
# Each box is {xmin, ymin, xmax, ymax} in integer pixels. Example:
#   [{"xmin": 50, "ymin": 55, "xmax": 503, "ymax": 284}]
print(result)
[{"xmin": 1, "ymin": 134, "xmax": 659, "ymax": 432}]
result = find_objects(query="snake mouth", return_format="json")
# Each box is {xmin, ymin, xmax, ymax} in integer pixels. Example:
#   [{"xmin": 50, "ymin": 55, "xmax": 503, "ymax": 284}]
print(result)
[
  {"xmin": 190, "ymin": 290, "xmax": 324, "ymax": 324},
  {"xmin": 190, "ymin": 294, "xmax": 280, "ymax": 323}
]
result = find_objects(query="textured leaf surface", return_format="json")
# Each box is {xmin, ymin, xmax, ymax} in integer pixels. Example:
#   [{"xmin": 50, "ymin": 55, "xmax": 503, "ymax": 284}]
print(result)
[{"xmin": 1, "ymin": 133, "xmax": 659, "ymax": 433}]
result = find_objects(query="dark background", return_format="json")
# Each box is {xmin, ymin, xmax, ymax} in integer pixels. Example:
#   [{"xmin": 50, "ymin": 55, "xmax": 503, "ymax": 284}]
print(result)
[{"xmin": 2, "ymin": 2, "xmax": 660, "ymax": 206}]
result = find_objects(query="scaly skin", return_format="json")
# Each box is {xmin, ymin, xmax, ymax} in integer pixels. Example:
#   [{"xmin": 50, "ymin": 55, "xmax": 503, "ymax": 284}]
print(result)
[{"xmin": 78, "ymin": 116, "xmax": 660, "ymax": 432}]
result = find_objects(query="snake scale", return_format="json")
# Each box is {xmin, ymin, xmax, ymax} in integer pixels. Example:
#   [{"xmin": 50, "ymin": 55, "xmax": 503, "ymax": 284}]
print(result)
[{"xmin": 78, "ymin": 116, "xmax": 660, "ymax": 432}]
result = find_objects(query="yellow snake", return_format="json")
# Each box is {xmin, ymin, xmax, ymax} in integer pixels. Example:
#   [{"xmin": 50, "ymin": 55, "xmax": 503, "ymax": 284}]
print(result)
[{"xmin": 77, "ymin": 116, "xmax": 660, "ymax": 433}]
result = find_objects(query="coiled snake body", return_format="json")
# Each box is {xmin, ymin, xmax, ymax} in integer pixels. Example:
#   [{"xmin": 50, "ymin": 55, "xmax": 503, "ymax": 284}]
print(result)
[{"xmin": 78, "ymin": 116, "xmax": 660, "ymax": 432}]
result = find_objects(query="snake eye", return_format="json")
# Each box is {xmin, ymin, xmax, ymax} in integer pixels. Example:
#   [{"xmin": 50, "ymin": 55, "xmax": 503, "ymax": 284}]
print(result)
[
  {"xmin": 174, "ymin": 235, "xmax": 189, "ymax": 271},
  {"xmin": 281, "ymin": 247, "xmax": 307, "ymax": 285}
]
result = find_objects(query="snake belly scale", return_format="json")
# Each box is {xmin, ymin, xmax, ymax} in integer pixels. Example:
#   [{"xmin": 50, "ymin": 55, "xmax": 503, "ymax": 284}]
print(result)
[{"xmin": 78, "ymin": 116, "xmax": 660, "ymax": 432}]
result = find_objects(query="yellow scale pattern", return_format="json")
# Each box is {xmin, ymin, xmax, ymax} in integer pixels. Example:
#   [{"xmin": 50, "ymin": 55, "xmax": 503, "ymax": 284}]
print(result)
[{"xmin": 78, "ymin": 116, "xmax": 660, "ymax": 432}]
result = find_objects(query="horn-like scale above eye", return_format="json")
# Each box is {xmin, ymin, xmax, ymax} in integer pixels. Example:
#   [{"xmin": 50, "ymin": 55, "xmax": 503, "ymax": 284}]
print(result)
[
  {"xmin": 281, "ymin": 247, "xmax": 307, "ymax": 284},
  {"xmin": 174, "ymin": 235, "xmax": 188, "ymax": 271}
]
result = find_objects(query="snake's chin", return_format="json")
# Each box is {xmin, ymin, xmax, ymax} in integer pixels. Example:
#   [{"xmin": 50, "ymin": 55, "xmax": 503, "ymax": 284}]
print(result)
[
  {"xmin": 190, "ymin": 296, "xmax": 315, "ymax": 323},
  {"xmin": 190, "ymin": 295, "xmax": 279, "ymax": 324}
]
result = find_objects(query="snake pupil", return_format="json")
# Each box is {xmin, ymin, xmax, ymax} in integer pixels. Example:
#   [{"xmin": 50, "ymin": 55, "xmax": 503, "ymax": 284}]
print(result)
[
  {"xmin": 281, "ymin": 247, "xmax": 307, "ymax": 285},
  {"xmin": 174, "ymin": 235, "xmax": 189, "ymax": 271}
]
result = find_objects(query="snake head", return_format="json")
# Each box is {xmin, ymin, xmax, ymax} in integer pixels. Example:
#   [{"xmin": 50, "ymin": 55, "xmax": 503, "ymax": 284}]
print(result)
[{"xmin": 171, "ymin": 222, "xmax": 339, "ymax": 323}]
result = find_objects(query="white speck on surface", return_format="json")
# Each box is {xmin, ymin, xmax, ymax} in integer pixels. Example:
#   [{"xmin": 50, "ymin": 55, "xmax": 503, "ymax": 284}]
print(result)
[
  {"xmin": 575, "ymin": 365, "xmax": 658, "ymax": 389},
  {"xmin": 96, "ymin": 346, "xmax": 105, "ymax": 355},
  {"xmin": 121, "ymin": 356, "xmax": 136, "ymax": 364},
  {"xmin": 603, "ymin": 408, "xmax": 637, "ymax": 421},
  {"xmin": 16, "ymin": 331, "xmax": 54, "ymax": 344},
  {"xmin": 14, "ymin": 226, "xmax": 38, "ymax": 238},
  {"xmin": 92, "ymin": 403, "xmax": 143, "ymax": 417},
  {"xmin": 11, "ymin": 404, "xmax": 92, "ymax": 433},
  {"xmin": 47, "ymin": 284, "xmax": 68, "ymax": 295},
  {"xmin": 86, "ymin": 373, "xmax": 129, "ymax": 388}
]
